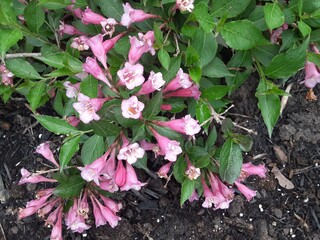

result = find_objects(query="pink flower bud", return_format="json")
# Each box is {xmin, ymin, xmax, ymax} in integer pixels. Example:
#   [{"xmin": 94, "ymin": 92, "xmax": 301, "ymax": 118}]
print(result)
[
  {"xmin": 83, "ymin": 57, "xmax": 111, "ymax": 87},
  {"xmin": 164, "ymin": 84, "xmax": 201, "ymax": 100},
  {"xmin": 66, "ymin": 4, "xmax": 83, "ymax": 19},
  {"xmin": 302, "ymin": 61, "xmax": 320, "ymax": 89},
  {"xmin": 120, "ymin": 2, "xmax": 159, "ymax": 28},
  {"xmin": 73, "ymin": 93, "xmax": 107, "ymax": 124},
  {"xmin": 189, "ymin": 190, "xmax": 199, "ymax": 203},
  {"xmin": 49, "ymin": 206, "xmax": 63, "ymax": 240},
  {"xmin": 120, "ymin": 163, "xmax": 147, "ymax": 191},
  {"xmin": 18, "ymin": 168, "xmax": 57, "ymax": 185},
  {"xmin": 102, "ymin": 33, "xmax": 124, "ymax": 52},
  {"xmin": 163, "ymin": 68, "xmax": 193, "ymax": 93},
  {"xmin": 35, "ymin": 142, "xmax": 59, "ymax": 167},
  {"xmin": 81, "ymin": 7, "xmax": 107, "ymax": 25},
  {"xmin": 115, "ymin": 160, "xmax": 126, "ymax": 187},
  {"xmin": 117, "ymin": 62, "xmax": 145, "ymax": 90},
  {"xmin": 239, "ymin": 162, "xmax": 268, "ymax": 180},
  {"xmin": 121, "ymin": 96, "xmax": 145, "ymax": 119},
  {"xmin": 0, "ymin": 64, "xmax": 14, "ymax": 87},
  {"xmin": 234, "ymin": 180, "xmax": 256, "ymax": 202},
  {"xmin": 160, "ymin": 104, "xmax": 172, "ymax": 111},
  {"xmin": 58, "ymin": 22, "xmax": 83, "ymax": 36},
  {"xmin": 86, "ymin": 34, "xmax": 108, "ymax": 69},
  {"xmin": 176, "ymin": 0, "xmax": 195, "ymax": 12},
  {"xmin": 117, "ymin": 143, "xmax": 145, "ymax": 164},
  {"xmin": 66, "ymin": 116, "xmax": 81, "ymax": 127},
  {"xmin": 201, "ymin": 178, "xmax": 216, "ymax": 208},
  {"xmin": 136, "ymin": 71, "xmax": 165, "ymax": 96},
  {"xmin": 100, "ymin": 195, "xmax": 122, "ymax": 213},
  {"xmin": 128, "ymin": 31, "xmax": 155, "ymax": 64},
  {"xmin": 71, "ymin": 36, "xmax": 89, "ymax": 51},
  {"xmin": 63, "ymin": 81, "xmax": 80, "ymax": 98},
  {"xmin": 157, "ymin": 162, "xmax": 172, "ymax": 179}
]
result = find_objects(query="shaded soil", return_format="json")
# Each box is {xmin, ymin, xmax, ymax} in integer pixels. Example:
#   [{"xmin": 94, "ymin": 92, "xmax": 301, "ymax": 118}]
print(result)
[{"xmin": 1, "ymin": 76, "xmax": 320, "ymax": 240}]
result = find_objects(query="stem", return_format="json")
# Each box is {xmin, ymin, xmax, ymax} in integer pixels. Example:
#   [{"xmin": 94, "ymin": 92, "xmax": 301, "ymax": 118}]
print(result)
[{"xmin": 4, "ymin": 53, "xmax": 41, "ymax": 59}]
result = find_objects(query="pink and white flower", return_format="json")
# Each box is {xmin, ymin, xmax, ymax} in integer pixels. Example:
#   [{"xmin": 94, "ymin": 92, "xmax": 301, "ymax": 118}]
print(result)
[
  {"xmin": 18, "ymin": 168, "xmax": 57, "ymax": 185},
  {"xmin": 58, "ymin": 22, "xmax": 83, "ymax": 36},
  {"xmin": 163, "ymin": 68, "xmax": 193, "ymax": 93},
  {"xmin": 234, "ymin": 180, "xmax": 256, "ymax": 202},
  {"xmin": 164, "ymin": 84, "xmax": 201, "ymax": 100},
  {"xmin": 117, "ymin": 143, "xmax": 145, "ymax": 164},
  {"xmin": 73, "ymin": 93, "xmax": 107, "ymax": 124},
  {"xmin": 239, "ymin": 162, "xmax": 268, "ymax": 180},
  {"xmin": 117, "ymin": 62, "xmax": 145, "ymax": 90},
  {"xmin": 209, "ymin": 173, "xmax": 234, "ymax": 210},
  {"xmin": 86, "ymin": 34, "xmax": 108, "ymax": 69},
  {"xmin": 101, "ymin": 18, "xmax": 118, "ymax": 37},
  {"xmin": 35, "ymin": 142, "xmax": 59, "ymax": 167},
  {"xmin": 121, "ymin": 96, "xmax": 145, "ymax": 119},
  {"xmin": 302, "ymin": 61, "xmax": 320, "ymax": 89},
  {"xmin": 185, "ymin": 163, "xmax": 201, "ymax": 180},
  {"xmin": 120, "ymin": 162, "xmax": 147, "ymax": 191},
  {"xmin": 103, "ymin": 33, "xmax": 124, "ymax": 52},
  {"xmin": 128, "ymin": 31, "xmax": 155, "ymax": 64},
  {"xmin": 65, "ymin": 199, "xmax": 90, "ymax": 233},
  {"xmin": 63, "ymin": 81, "xmax": 80, "ymax": 98},
  {"xmin": 136, "ymin": 71, "xmax": 165, "ymax": 96},
  {"xmin": 82, "ymin": 57, "xmax": 111, "ymax": 87},
  {"xmin": 81, "ymin": 7, "xmax": 107, "ymax": 25},
  {"xmin": 71, "ymin": 36, "xmax": 89, "ymax": 51},
  {"xmin": 120, "ymin": 2, "xmax": 159, "ymax": 27},
  {"xmin": 176, "ymin": 0, "xmax": 194, "ymax": 12},
  {"xmin": 157, "ymin": 162, "xmax": 172, "ymax": 179},
  {"xmin": 49, "ymin": 206, "xmax": 63, "ymax": 240},
  {"xmin": 0, "ymin": 64, "xmax": 14, "ymax": 86}
]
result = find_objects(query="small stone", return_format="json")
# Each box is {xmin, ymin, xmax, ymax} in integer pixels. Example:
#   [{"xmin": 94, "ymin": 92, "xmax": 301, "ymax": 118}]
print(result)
[
  {"xmin": 197, "ymin": 208, "xmax": 205, "ymax": 216},
  {"xmin": 283, "ymin": 228, "xmax": 290, "ymax": 235},
  {"xmin": 273, "ymin": 208, "xmax": 283, "ymax": 219},
  {"xmin": 0, "ymin": 190, "xmax": 9, "ymax": 203},
  {"xmin": 26, "ymin": 183, "xmax": 37, "ymax": 192},
  {"xmin": 11, "ymin": 226, "xmax": 18, "ymax": 234}
]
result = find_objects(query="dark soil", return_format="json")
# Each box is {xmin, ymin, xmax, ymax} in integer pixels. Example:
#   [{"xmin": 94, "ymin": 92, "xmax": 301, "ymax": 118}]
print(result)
[{"xmin": 1, "ymin": 77, "xmax": 320, "ymax": 240}]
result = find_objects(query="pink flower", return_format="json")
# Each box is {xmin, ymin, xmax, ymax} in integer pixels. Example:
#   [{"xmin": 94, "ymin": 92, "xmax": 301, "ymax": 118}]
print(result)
[
  {"xmin": 66, "ymin": 3, "xmax": 83, "ymax": 19},
  {"xmin": 18, "ymin": 168, "xmax": 57, "ymax": 185},
  {"xmin": 270, "ymin": 23, "xmax": 288, "ymax": 44},
  {"xmin": 49, "ymin": 206, "xmax": 63, "ymax": 240},
  {"xmin": 78, "ymin": 152, "xmax": 109, "ymax": 185},
  {"xmin": 101, "ymin": 18, "xmax": 118, "ymax": 37},
  {"xmin": 163, "ymin": 68, "xmax": 193, "ymax": 93},
  {"xmin": 71, "ymin": 36, "xmax": 89, "ymax": 51},
  {"xmin": 128, "ymin": 31, "xmax": 155, "ymax": 64},
  {"xmin": 86, "ymin": 34, "xmax": 108, "ymax": 69},
  {"xmin": 120, "ymin": 163, "xmax": 147, "ymax": 191},
  {"xmin": 121, "ymin": 96, "xmax": 145, "ymax": 119},
  {"xmin": 102, "ymin": 150, "xmax": 117, "ymax": 179},
  {"xmin": 164, "ymin": 84, "xmax": 201, "ymax": 100},
  {"xmin": 58, "ymin": 22, "xmax": 83, "ymax": 36},
  {"xmin": 83, "ymin": 57, "xmax": 111, "ymax": 87},
  {"xmin": 136, "ymin": 71, "xmax": 165, "ymax": 96},
  {"xmin": 234, "ymin": 180, "xmax": 256, "ymax": 202},
  {"xmin": 99, "ymin": 178, "xmax": 119, "ymax": 193},
  {"xmin": 91, "ymin": 195, "xmax": 107, "ymax": 227},
  {"xmin": 117, "ymin": 143, "xmax": 145, "ymax": 164},
  {"xmin": 157, "ymin": 162, "xmax": 172, "ymax": 179},
  {"xmin": 100, "ymin": 195, "xmax": 122, "ymax": 213},
  {"xmin": 302, "ymin": 61, "xmax": 320, "ymax": 89},
  {"xmin": 156, "ymin": 114, "xmax": 201, "ymax": 136},
  {"xmin": 35, "ymin": 142, "xmax": 59, "ymax": 167},
  {"xmin": 115, "ymin": 160, "xmax": 126, "ymax": 187},
  {"xmin": 66, "ymin": 116, "xmax": 81, "ymax": 127},
  {"xmin": 73, "ymin": 93, "xmax": 107, "ymax": 124},
  {"xmin": 38, "ymin": 198, "xmax": 60, "ymax": 218},
  {"xmin": 239, "ymin": 162, "xmax": 268, "ymax": 180},
  {"xmin": 65, "ymin": 199, "xmax": 90, "ymax": 233},
  {"xmin": 103, "ymin": 33, "xmax": 124, "ymax": 52},
  {"xmin": 160, "ymin": 104, "xmax": 172, "ymax": 111},
  {"xmin": 139, "ymin": 140, "xmax": 160, "ymax": 157},
  {"xmin": 78, "ymin": 190, "xmax": 90, "ymax": 219},
  {"xmin": 151, "ymin": 129, "xmax": 182, "ymax": 162},
  {"xmin": 201, "ymin": 178, "xmax": 216, "ymax": 208},
  {"xmin": 0, "ymin": 64, "xmax": 14, "ymax": 86},
  {"xmin": 189, "ymin": 190, "xmax": 199, "ymax": 202},
  {"xmin": 176, "ymin": 0, "xmax": 194, "ymax": 12},
  {"xmin": 117, "ymin": 62, "xmax": 145, "ymax": 90},
  {"xmin": 82, "ymin": 7, "xmax": 107, "ymax": 25},
  {"xmin": 209, "ymin": 173, "xmax": 234, "ymax": 210},
  {"xmin": 185, "ymin": 161, "xmax": 201, "ymax": 180},
  {"xmin": 120, "ymin": 2, "xmax": 159, "ymax": 27},
  {"xmin": 63, "ymin": 81, "xmax": 80, "ymax": 98}
]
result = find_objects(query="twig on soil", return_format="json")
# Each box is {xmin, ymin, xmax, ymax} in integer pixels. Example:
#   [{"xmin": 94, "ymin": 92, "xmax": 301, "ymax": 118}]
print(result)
[
  {"xmin": 3, "ymin": 163, "xmax": 12, "ymax": 182},
  {"xmin": 223, "ymin": 217, "xmax": 254, "ymax": 234},
  {"xmin": 294, "ymin": 212, "xmax": 309, "ymax": 232},
  {"xmin": 310, "ymin": 207, "xmax": 320, "ymax": 231},
  {"xmin": 252, "ymin": 153, "xmax": 267, "ymax": 160},
  {"xmin": 135, "ymin": 224, "xmax": 154, "ymax": 240},
  {"xmin": 22, "ymin": 121, "xmax": 39, "ymax": 135},
  {"xmin": 280, "ymin": 83, "xmax": 293, "ymax": 116},
  {"xmin": 4, "ymin": 53, "xmax": 41, "ymax": 59},
  {"xmin": 289, "ymin": 165, "xmax": 320, "ymax": 178},
  {"xmin": 164, "ymin": 172, "xmax": 173, "ymax": 188},
  {"xmin": 0, "ymin": 222, "xmax": 7, "ymax": 240}
]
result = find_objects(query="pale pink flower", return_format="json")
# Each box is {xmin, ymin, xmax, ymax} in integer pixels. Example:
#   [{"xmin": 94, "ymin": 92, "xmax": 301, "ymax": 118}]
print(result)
[
  {"xmin": 0, "ymin": 64, "xmax": 14, "ymax": 86},
  {"xmin": 115, "ymin": 160, "xmax": 126, "ymax": 187},
  {"xmin": 151, "ymin": 129, "xmax": 182, "ymax": 162},
  {"xmin": 78, "ymin": 152, "xmax": 109, "ymax": 185},
  {"xmin": 65, "ymin": 199, "xmax": 90, "ymax": 233},
  {"xmin": 201, "ymin": 178, "xmax": 216, "ymax": 208},
  {"xmin": 117, "ymin": 143, "xmax": 145, "ymax": 164},
  {"xmin": 37, "ymin": 198, "xmax": 60, "ymax": 218},
  {"xmin": 120, "ymin": 2, "xmax": 159, "ymax": 27},
  {"xmin": 176, "ymin": 0, "xmax": 194, "ymax": 12},
  {"xmin": 86, "ymin": 34, "xmax": 108, "ymax": 69},
  {"xmin": 189, "ymin": 190, "xmax": 199, "ymax": 202},
  {"xmin": 209, "ymin": 173, "xmax": 234, "ymax": 209},
  {"xmin": 18, "ymin": 168, "xmax": 57, "ymax": 185},
  {"xmin": 156, "ymin": 114, "xmax": 201, "ymax": 136},
  {"xmin": 157, "ymin": 162, "xmax": 172, "ymax": 179},
  {"xmin": 239, "ymin": 162, "xmax": 268, "ymax": 180},
  {"xmin": 82, "ymin": 57, "xmax": 111, "ymax": 87},
  {"xmin": 49, "ymin": 206, "xmax": 63, "ymax": 240},
  {"xmin": 139, "ymin": 139, "xmax": 160, "ymax": 158},
  {"xmin": 63, "ymin": 81, "xmax": 80, "ymax": 98},
  {"xmin": 73, "ymin": 93, "xmax": 107, "ymax": 124},
  {"xmin": 75, "ymin": 71, "xmax": 89, "ymax": 80},
  {"xmin": 102, "ymin": 150, "xmax": 117, "ymax": 179},
  {"xmin": 101, "ymin": 18, "xmax": 118, "ymax": 37},
  {"xmin": 302, "ymin": 61, "xmax": 320, "ymax": 89},
  {"xmin": 99, "ymin": 178, "xmax": 119, "ymax": 193},
  {"xmin": 128, "ymin": 31, "xmax": 155, "ymax": 64},
  {"xmin": 71, "ymin": 36, "xmax": 89, "ymax": 51},
  {"xmin": 234, "ymin": 180, "xmax": 256, "ymax": 202},
  {"xmin": 164, "ymin": 84, "xmax": 201, "ymax": 100},
  {"xmin": 90, "ymin": 195, "xmax": 107, "ymax": 227},
  {"xmin": 66, "ymin": 116, "xmax": 80, "ymax": 127},
  {"xmin": 35, "ymin": 142, "xmax": 59, "ymax": 167},
  {"xmin": 58, "ymin": 22, "xmax": 83, "ymax": 36},
  {"xmin": 163, "ymin": 68, "xmax": 193, "ymax": 93},
  {"xmin": 120, "ymin": 163, "xmax": 147, "ymax": 191},
  {"xmin": 121, "ymin": 96, "xmax": 145, "ymax": 119},
  {"xmin": 100, "ymin": 195, "xmax": 122, "ymax": 213},
  {"xmin": 66, "ymin": 2, "xmax": 83, "ymax": 19},
  {"xmin": 81, "ymin": 7, "xmax": 107, "ymax": 25},
  {"xmin": 103, "ymin": 33, "xmax": 124, "ymax": 52},
  {"xmin": 185, "ymin": 162, "xmax": 201, "ymax": 180},
  {"xmin": 78, "ymin": 190, "xmax": 90, "ymax": 219},
  {"xmin": 136, "ymin": 71, "xmax": 165, "ymax": 96},
  {"xmin": 117, "ymin": 62, "xmax": 145, "ymax": 90}
]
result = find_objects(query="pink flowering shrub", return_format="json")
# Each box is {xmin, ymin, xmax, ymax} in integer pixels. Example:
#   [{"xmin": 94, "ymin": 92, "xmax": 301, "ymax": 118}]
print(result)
[{"xmin": 1, "ymin": 0, "xmax": 318, "ymax": 238}]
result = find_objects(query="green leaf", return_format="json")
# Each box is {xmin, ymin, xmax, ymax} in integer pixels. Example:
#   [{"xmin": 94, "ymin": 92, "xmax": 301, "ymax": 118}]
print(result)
[
  {"xmin": 153, "ymin": 22, "xmax": 163, "ymax": 45},
  {"xmin": 54, "ymin": 175, "xmax": 86, "ymax": 198},
  {"xmin": 205, "ymin": 126, "xmax": 217, "ymax": 150},
  {"xmin": 219, "ymin": 138, "xmax": 243, "ymax": 184},
  {"xmin": 143, "ymin": 92, "xmax": 163, "ymax": 119},
  {"xmin": 221, "ymin": 20, "xmax": 269, "ymax": 50},
  {"xmin": 263, "ymin": 3, "xmax": 285, "ymax": 30},
  {"xmin": 233, "ymin": 134, "xmax": 253, "ymax": 152},
  {"xmin": 255, "ymin": 79, "xmax": 281, "ymax": 138},
  {"xmin": 81, "ymin": 135, "xmax": 105, "ymax": 165},
  {"xmin": 163, "ymin": 56, "xmax": 181, "ymax": 82},
  {"xmin": 253, "ymin": 45, "xmax": 281, "ymax": 66},
  {"xmin": 158, "ymin": 48, "xmax": 170, "ymax": 70},
  {"xmin": 131, "ymin": 122, "xmax": 146, "ymax": 143},
  {"xmin": 203, "ymin": 57, "xmax": 234, "ymax": 78},
  {"xmin": 35, "ymin": 53, "xmax": 66, "ymax": 69},
  {"xmin": 212, "ymin": 0, "xmax": 251, "ymax": 18},
  {"xmin": 193, "ymin": 2, "xmax": 215, "ymax": 33},
  {"xmin": 28, "ymin": 82, "xmax": 46, "ymax": 111},
  {"xmin": 192, "ymin": 30, "xmax": 217, "ymax": 67},
  {"xmin": 0, "ymin": 0, "xmax": 18, "ymax": 25},
  {"xmin": 38, "ymin": 0, "xmax": 70, "ymax": 9},
  {"xmin": 59, "ymin": 135, "xmax": 81, "ymax": 170},
  {"xmin": 180, "ymin": 178, "xmax": 195, "ymax": 206},
  {"xmin": 264, "ymin": 38, "xmax": 308, "ymax": 78},
  {"xmin": 201, "ymin": 85, "xmax": 231, "ymax": 100},
  {"xmin": 308, "ymin": 52, "xmax": 320, "ymax": 67},
  {"xmin": 173, "ymin": 155, "xmax": 187, "ymax": 184},
  {"xmin": 185, "ymin": 45, "xmax": 199, "ymax": 67},
  {"xmin": 189, "ymin": 65, "xmax": 202, "ymax": 83},
  {"xmin": 150, "ymin": 124, "xmax": 182, "ymax": 141},
  {"xmin": 33, "ymin": 115, "xmax": 79, "ymax": 135},
  {"xmin": 97, "ymin": 0, "xmax": 123, "ymax": 21},
  {"xmin": 187, "ymin": 146, "xmax": 210, "ymax": 168},
  {"xmin": 24, "ymin": 0, "xmax": 45, "ymax": 33},
  {"xmin": 298, "ymin": 20, "xmax": 311, "ymax": 37},
  {"xmin": 53, "ymin": 90, "xmax": 64, "ymax": 116},
  {"xmin": 80, "ymin": 76, "xmax": 98, "ymax": 98},
  {"xmin": 0, "ymin": 28, "xmax": 23, "ymax": 56},
  {"xmin": 133, "ymin": 155, "xmax": 151, "ymax": 174},
  {"xmin": 90, "ymin": 119, "xmax": 121, "ymax": 137},
  {"xmin": 6, "ymin": 59, "xmax": 44, "ymax": 80}
]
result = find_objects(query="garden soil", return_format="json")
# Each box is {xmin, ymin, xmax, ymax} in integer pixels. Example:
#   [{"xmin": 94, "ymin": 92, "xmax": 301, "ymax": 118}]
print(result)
[{"xmin": 0, "ymin": 76, "xmax": 320, "ymax": 240}]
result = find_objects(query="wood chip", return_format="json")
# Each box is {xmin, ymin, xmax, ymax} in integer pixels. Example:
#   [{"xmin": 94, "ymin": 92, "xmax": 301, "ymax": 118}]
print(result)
[
  {"xmin": 271, "ymin": 165, "xmax": 294, "ymax": 189},
  {"xmin": 273, "ymin": 146, "xmax": 288, "ymax": 163}
]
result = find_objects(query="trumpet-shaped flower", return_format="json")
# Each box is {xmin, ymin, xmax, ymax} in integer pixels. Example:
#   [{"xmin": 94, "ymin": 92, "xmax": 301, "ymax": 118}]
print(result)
[
  {"xmin": 136, "ymin": 71, "xmax": 165, "ymax": 96},
  {"xmin": 117, "ymin": 143, "xmax": 145, "ymax": 164},
  {"xmin": 120, "ymin": 163, "xmax": 146, "ymax": 191},
  {"xmin": 35, "ymin": 142, "xmax": 59, "ymax": 167},
  {"xmin": 163, "ymin": 68, "xmax": 193, "ymax": 93},
  {"xmin": 121, "ymin": 96, "xmax": 145, "ymax": 119},
  {"xmin": 302, "ymin": 61, "xmax": 320, "ymax": 89},
  {"xmin": 82, "ymin": 57, "xmax": 111, "ymax": 87},
  {"xmin": 117, "ymin": 62, "xmax": 145, "ymax": 90},
  {"xmin": 120, "ymin": 3, "xmax": 159, "ymax": 27},
  {"xmin": 128, "ymin": 31, "xmax": 155, "ymax": 64}
]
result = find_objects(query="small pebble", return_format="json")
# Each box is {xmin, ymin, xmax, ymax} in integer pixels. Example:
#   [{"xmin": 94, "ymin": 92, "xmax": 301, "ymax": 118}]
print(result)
[
  {"xmin": 273, "ymin": 208, "xmax": 283, "ymax": 219},
  {"xmin": 11, "ymin": 226, "xmax": 18, "ymax": 234}
]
